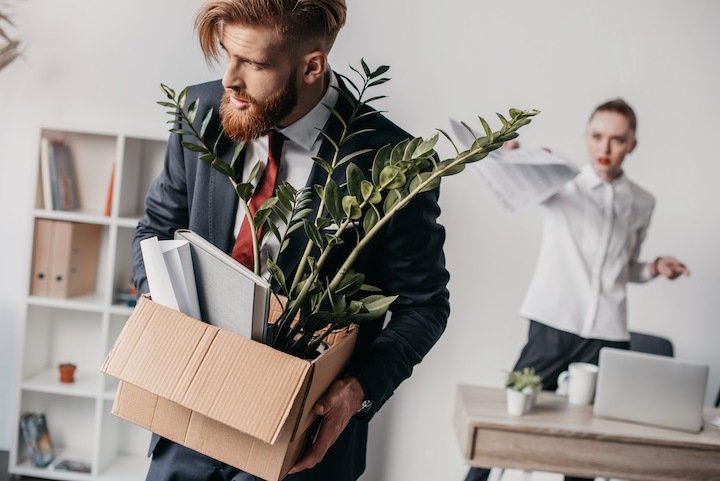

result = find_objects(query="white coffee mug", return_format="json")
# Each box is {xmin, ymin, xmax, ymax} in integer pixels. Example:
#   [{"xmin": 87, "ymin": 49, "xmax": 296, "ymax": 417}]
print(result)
[{"xmin": 556, "ymin": 362, "xmax": 599, "ymax": 405}]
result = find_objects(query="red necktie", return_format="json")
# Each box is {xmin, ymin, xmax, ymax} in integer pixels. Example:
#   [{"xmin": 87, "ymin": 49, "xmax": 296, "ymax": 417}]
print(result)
[{"xmin": 231, "ymin": 130, "xmax": 286, "ymax": 270}]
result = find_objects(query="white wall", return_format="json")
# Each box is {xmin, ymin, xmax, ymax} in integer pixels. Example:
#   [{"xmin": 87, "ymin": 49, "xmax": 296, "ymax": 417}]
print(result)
[{"xmin": 1, "ymin": 1, "xmax": 718, "ymax": 480}]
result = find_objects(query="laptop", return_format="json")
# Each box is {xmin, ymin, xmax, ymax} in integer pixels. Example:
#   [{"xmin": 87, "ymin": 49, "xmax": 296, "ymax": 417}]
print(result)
[{"xmin": 593, "ymin": 347, "xmax": 709, "ymax": 432}]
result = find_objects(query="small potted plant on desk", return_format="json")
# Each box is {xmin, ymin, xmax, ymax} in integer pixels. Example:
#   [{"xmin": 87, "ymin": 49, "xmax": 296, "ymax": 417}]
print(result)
[{"xmin": 505, "ymin": 367, "xmax": 542, "ymax": 416}]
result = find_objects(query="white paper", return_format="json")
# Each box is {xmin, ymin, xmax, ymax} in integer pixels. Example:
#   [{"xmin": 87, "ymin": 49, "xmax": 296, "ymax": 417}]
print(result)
[
  {"xmin": 472, "ymin": 148, "xmax": 580, "ymax": 211},
  {"xmin": 449, "ymin": 117, "xmax": 580, "ymax": 211},
  {"xmin": 139, "ymin": 236, "xmax": 201, "ymax": 319}
]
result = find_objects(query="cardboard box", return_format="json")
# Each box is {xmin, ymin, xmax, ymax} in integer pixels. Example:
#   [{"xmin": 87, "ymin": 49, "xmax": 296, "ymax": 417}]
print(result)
[{"xmin": 102, "ymin": 297, "xmax": 357, "ymax": 481}]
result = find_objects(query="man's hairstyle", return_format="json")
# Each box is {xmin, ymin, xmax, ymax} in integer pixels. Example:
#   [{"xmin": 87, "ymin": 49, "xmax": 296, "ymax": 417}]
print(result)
[
  {"xmin": 590, "ymin": 98, "xmax": 637, "ymax": 133},
  {"xmin": 195, "ymin": 0, "xmax": 347, "ymax": 62}
]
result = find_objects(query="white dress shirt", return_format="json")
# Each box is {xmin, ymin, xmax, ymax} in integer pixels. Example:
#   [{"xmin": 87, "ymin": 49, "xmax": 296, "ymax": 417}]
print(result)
[
  {"xmin": 519, "ymin": 164, "xmax": 656, "ymax": 341},
  {"xmin": 233, "ymin": 72, "xmax": 339, "ymax": 275}
]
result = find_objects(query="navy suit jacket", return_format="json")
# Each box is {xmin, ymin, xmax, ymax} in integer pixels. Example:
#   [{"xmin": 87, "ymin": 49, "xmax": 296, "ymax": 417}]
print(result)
[{"xmin": 133, "ymin": 73, "xmax": 450, "ymax": 480}]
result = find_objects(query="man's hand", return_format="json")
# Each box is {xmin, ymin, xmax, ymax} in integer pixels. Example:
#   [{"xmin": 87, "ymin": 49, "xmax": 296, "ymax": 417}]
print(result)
[
  {"xmin": 288, "ymin": 377, "xmax": 365, "ymax": 474},
  {"xmin": 651, "ymin": 256, "xmax": 690, "ymax": 280}
]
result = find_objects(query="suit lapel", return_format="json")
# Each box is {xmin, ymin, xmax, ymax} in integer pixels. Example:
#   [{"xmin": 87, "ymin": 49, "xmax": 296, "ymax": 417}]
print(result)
[{"xmin": 207, "ymin": 110, "xmax": 243, "ymax": 253}]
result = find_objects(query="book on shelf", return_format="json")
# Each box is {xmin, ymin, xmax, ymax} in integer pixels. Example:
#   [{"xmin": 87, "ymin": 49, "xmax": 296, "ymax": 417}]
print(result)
[
  {"xmin": 39, "ymin": 138, "xmax": 54, "ymax": 210},
  {"xmin": 46, "ymin": 141, "xmax": 80, "ymax": 211},
  {"xmin": 19, "ymin": 412, "xmax": 55, "ymax": 468},
  {"xmin": 104, "ymin": 162, "xmax": 115, "ymax": 216}
]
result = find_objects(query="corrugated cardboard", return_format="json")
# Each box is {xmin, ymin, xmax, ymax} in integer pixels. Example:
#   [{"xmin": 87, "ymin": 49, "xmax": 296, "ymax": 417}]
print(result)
[{"xmin": 102, "ymin": 297, "xmax": 357, "ymax": 481}]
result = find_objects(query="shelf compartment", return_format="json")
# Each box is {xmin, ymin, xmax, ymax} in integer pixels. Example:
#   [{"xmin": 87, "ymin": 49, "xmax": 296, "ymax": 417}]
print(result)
[
  {"xmin": 22, "ymin": 369, "xmax": 103, "ymax": 398},
  {"xmin": 12, "ymin": 446, "xmax": 94, "ymax": 480},
  {"xmin": 13, "ymin": 392, "xmax": 96, "ymax": 476},
  {"xmin": 117, "ymin": 136, "xmax": 166, "ymax": 219},
  {"xmin": 37, "ymin": 129, "xmax": 117, "ymax": 217},
  {"xmin": 22, "ymin": 306, "xmax": 104, "ymax": 384}
]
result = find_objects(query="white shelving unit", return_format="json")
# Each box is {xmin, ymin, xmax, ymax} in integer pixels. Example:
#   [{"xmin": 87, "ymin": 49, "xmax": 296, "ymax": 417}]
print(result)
[{"xmin": 10, "ymin": 127, "xmax": 166, "ymax": 481}]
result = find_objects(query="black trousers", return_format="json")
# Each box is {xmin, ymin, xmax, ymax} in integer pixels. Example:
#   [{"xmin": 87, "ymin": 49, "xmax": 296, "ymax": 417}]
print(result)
[
  {"xmin": 146, "ymin": 417, "xmax": 367, "ymax": 481},
  {"xmin": 464, "ymin": 321, "xmax": 630, "ymax": 481}
]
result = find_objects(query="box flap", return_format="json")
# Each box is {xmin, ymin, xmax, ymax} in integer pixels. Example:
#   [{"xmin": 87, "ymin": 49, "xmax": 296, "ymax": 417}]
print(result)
[
  {"xmin": 102, "ymin": 297, "xmax": 311, "ymax": 444},
  {"xmin": 296, "ymin": 326, "xmax": 358, "ymax": 436}
]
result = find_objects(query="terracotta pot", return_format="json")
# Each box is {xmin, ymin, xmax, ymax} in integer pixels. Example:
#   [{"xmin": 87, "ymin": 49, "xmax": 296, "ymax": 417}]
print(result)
[{"xmin": 58, "ymin": 363, "xmax": 76, "ymax": 383}]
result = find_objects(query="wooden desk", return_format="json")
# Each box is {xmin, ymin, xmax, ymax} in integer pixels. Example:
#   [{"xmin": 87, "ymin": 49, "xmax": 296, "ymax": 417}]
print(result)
[{"xmin": 454, "ymin": 385, "xmax": 720, "ymax": 481}]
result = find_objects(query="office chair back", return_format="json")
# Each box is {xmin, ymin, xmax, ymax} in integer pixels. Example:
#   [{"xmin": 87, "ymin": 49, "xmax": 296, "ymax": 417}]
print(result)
[{"xmin": 629, "ymin": 331, "xmax": 674, "ymax": 357}]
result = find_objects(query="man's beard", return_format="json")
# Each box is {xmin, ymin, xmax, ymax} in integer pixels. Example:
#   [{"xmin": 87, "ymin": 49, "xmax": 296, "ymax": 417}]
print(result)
[{"xmin": 220, "ymin": 72, "xmax": 298, "ymax": 143}]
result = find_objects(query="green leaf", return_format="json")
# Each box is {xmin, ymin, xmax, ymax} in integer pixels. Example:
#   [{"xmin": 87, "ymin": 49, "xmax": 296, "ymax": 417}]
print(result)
[
  {"xmin": 340, "ymin": 129, "xmax": 376, "ymax": 146},
  {"xmin": 277, "ymin": 184, "xmax": 294, "ymax": 210},
  {"xmin": 360, "ymin": 180, "xmax": 381, "ymax": 204},
  {"xmin": 324, "ymin": 105, "xmax": 348, "ymax": 131},
  {"xmin": 361, "ymin": 58, "xmax": 371, "ymax": 77},
  {"xmin": 335, "ymin": 271, "xmax": 365, "ymax": 296},
  {"xmin": 360, "ymin": 283, "xmax": 383, "ymax": 292},
  {"xmin": 338, "ymin": 148, "xmax": 374, "ymax": 166},
  {"xmin": 383, "ymin": 189, "xmax": 403, "ymax": 212},
  {"xmin": 371, "ymin": 144, "xmax": 392, "ymax": 185},
  {"xmin": 254, "ymin": 210, "xmax": 274, "ymax": 232},
  {"xmin": 367, "ymin": 77, "xmax": 390, "ymax": 88},
  {"xmin": 371, "ymin": 65, "xmax": 390, "ymax": 78},
  {"xmin": 314, "ymin": 184, "xmax": 325, "ymax": 201},
  {"xmin": 178, "ymin": 87, "xmax": 188, "ymax": 109},
  {"xmin": 324, "ymin": 178, "xmax": 343, "ymax": 222},
  {"xmin": 342, "ymin": 196, "xmax": 362, "ymax": 220},
  {"xmin": 410, "ymin": 172, "xmax": 441, "ymax": 193},
  {"xmin": 317, "ymin": 129, "xmax": 340, "ymax": 153},
  {"xmin": 212, "ymin": 160, "xmax": 234, "ymax": 178},
  {"xmin": 181, "ymin": 141, "xmax": 207, "ymax": 153},
  {"xmin": 160, "ymin": 84, "xmax": 175, "ymax": 100},
  {"xmin": 436, "ymin": 128, "xmax": 460, "ymax": 155},
  {"xmin": 200, "ymin": 107, "xmax": 213, "ymax": 137},
  {"xmin": 303, "ymin": 220, "xmax": 324, "ymax": 248},
  {"xmin": 509, "ymin": 108, "xmax": 522, "ymax": 119},
  {"xmin": 312, "ymin": 156, "xmax": 333, "ymax": 175},
  {"xmin": 479, "ymin": 116, "xmax": 493, "ymax": 144},
  {"xmin": 169, "ymin": 129, "xmax": 193, "ymax": 136},
  {"xmin": 199, "ymin": 153, "xmax": 216, "ymax": 163},
  {"xmin": 346, "ymin": 163, "xmax": 365, "ymax": 199},
  {"xmin": 363, "ymin": 207, "xmax": 379, "ymax": 233},
  {"xmin": 434, "ymin": 159, "xmax": 466, "ymax": 176},
  {"xmin": 267, "ymin": 259, "xmax": 288, "ymax": 295},
  {"xmin": 462, "ymin": 151, "xmax": 490, "ymax": 164},
  {"xmin": 382, "ymin": 166, "xmax": 406, "ymax": 190},
  {"xmin": 413, "ymin": 133, "xmax": 439, "ymax": 158},
  {"xmin": 403, "ymin": 138, "xmax": 422, "ymax": 161},
  {"xmin": 236, "ymin": 183, "xmax": 253, "ymax": 202},
  {"xmin": 257, "ymin": 197, "xmax": 278, "ymax": 213},
  {"xmin": 496, "ymin": 113, "xmax": 510, "ymax": 130},
  {"xmin": 246, "ymin": 160, "xmax": 263, "ymax": 185},
  {"xmin": 390, "ymin": 139, "xmax": 409, "ymax": 165},
  {"xmin": 348, "ymin": 295, "xmax": 399, "ymax": 322},
  {"xmin": 157, "ymin": 101, "xmax": 176, "ymax": 109},
  {"xmin": 230, "ymin": 141, "xmax": 245, "ymax": 169},
  {"xmin": 187, "ymin": 99, "xmax": 199, "ymax": 124}
]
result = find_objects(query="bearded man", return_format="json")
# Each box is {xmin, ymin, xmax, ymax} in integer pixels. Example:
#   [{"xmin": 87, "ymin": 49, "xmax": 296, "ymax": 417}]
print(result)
[{"xmin": 132, "ymin": 1, "xmax": 450, "ymax": 480}]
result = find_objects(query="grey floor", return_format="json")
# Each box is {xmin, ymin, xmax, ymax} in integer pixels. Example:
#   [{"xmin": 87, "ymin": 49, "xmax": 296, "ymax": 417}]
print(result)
[{"xmin": 0, "ymin": 451, "xmax": 43, "ymax": 481}]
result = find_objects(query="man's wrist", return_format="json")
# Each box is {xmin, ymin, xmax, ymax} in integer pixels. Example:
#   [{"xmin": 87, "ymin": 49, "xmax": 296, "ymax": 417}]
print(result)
[{"xmin": 345, "ymin": 376, "xmax": 371, "ymax": 414}]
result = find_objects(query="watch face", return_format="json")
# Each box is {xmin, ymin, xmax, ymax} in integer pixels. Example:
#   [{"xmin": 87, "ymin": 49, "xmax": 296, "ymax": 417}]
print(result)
[{"xmin": 358, "ymin": 399, "xmax": 372, "ymax": 413}]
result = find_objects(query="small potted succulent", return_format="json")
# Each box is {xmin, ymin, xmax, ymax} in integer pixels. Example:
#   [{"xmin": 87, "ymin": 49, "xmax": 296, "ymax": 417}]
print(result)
[{"xmin": 505, "ymin": 367, "xmax": 542, "ymax": 415}]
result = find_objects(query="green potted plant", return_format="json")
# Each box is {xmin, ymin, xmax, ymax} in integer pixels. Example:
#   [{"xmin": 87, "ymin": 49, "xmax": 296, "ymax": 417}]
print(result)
[
  {"xmin": 505, "ymin": 367, "xmax": 542, "ymax": 415},
  {"xmin": 159, "ymin": 60, "xmax": 539, "ymax": 358}
]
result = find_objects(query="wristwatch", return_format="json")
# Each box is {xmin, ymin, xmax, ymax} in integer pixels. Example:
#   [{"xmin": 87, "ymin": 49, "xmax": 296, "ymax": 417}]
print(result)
[{"xmin": 357, "ymin": 398, "xmax": 372, "ymax": 414}]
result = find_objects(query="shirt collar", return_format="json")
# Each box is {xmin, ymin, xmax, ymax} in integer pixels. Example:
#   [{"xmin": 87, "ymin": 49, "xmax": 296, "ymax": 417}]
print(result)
[
  {"xmin": 578, "ymin": 163, "xmax": 630, "ymax": 191},
  {"xmin": 277, "ymin": 71, "xmax": 339, "ymax": 152}
]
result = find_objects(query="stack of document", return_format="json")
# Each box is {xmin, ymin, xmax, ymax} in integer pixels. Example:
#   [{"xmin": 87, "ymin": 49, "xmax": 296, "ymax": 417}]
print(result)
[
  {"xmin": 472, "ymin": 148, "xmax": 580, "ymax": 211},
  {"xmin": 140, "ymin": 230, "xmax": 270, "ymax": 342},
  {"xmin": 448, "ymin": 117, "xmax": 580, "ymax": 211}
]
